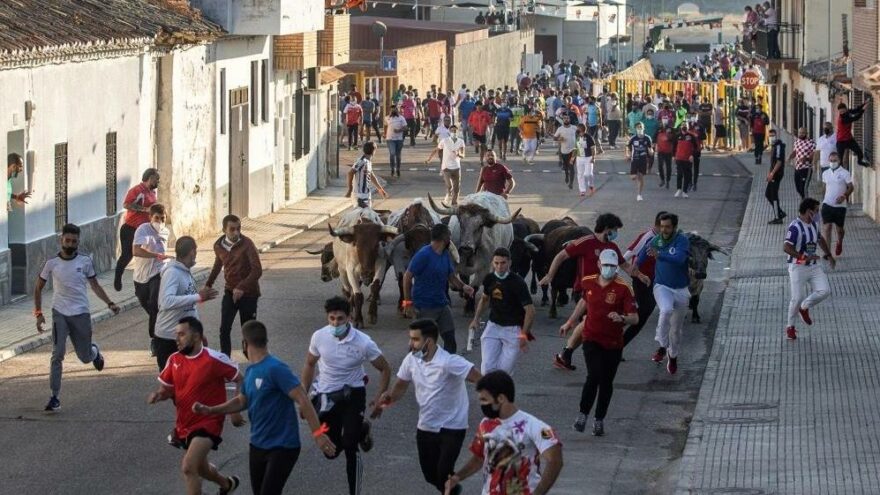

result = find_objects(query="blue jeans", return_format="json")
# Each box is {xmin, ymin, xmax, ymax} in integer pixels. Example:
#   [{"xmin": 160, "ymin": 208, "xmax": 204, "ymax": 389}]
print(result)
[{"xmin": 387, "ymin": 139, "xmax": 403, "ymax": 171}]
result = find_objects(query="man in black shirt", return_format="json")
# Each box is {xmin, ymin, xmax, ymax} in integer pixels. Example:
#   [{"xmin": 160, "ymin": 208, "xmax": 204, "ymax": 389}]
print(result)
[
  {"xmin": 766, "ymin": 129, "xmax": 787, "ymax": 224},
  {"xmin": 470, "ymin": 247, "xmax": 535, "ymax": 374},
  {"xmin": 626, "ymin": 122, "xmax": 654, "ymax": 202}
]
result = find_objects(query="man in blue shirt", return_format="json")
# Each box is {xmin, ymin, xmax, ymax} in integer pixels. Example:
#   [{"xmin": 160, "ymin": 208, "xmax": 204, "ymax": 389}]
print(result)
[
  {"xmin": 494, "ymin": 102, "xmax": 514, "ymax": 160},
  {"xmin": 638, "ymin": 212, "xmax": 690, "ymax": 375},
  {"xmin": 403, "ymin": 224, "xmax": 475, "ymax": 353},
  {"xmin": 458, "ymin": 94, "xmax": 477, "ymax": 146},
  {"xmin": 193, "ymin": 320, "xmax": 335, "ymax": 495}
]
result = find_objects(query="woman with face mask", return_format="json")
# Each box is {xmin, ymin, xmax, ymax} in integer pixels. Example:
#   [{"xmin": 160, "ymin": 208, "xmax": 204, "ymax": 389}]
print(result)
[
  {"xmin": 571, "ymin": 250, "xmax": 639, "ymax": 436},
  {"xmin": 575, "ymin": 123, "xmax": 598, "ymax": 197}
]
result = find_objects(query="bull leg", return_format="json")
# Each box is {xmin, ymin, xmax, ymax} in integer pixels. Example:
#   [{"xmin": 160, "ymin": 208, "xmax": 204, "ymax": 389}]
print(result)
[
  {"xmin": 352, "ymin": 292, "xmax": 365, "ymax": 328},
  {"xmin": 558, "ymin": 289, "xmax": 570, "ymax": 307},
  {"xmin": 368, "ymin": 280, "xmax": 381, "ymax": 325},
  {"xmin": 541, "ymin": 285, "xmax": 549, "ymax": 306},
  {"xmin": 530, "ymin": 272, "xmax": 538, "ymax": 295},
  {"xmin": 549, "ymin": 286, "xmax": 559, "ymax": 319},
  {"xmin": 690, "ymin": 294, "xmax": 701, "ymax": 323}
]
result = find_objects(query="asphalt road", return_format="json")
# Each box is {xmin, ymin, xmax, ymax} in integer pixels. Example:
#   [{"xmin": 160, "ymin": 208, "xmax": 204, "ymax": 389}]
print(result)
[{"xmin": 0, "ymin": 139, "xmax": 751, "ymax": 494}]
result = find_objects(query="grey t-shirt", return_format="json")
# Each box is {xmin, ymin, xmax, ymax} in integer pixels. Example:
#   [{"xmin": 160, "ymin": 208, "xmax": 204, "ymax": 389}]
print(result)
[{"xmin": 40, "ymin": 253, "xmax": 96, "ymax": 317}]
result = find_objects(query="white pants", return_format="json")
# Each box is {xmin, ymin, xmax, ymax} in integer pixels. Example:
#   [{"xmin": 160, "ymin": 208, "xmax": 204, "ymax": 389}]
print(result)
[
  {"xmin": 576, "ymin": 156, "xmax": 595, "ymax": 193},
  {"xmin": 653, "ymin": 284, "xmax": 689, "ymax": 358},
  {"xmin": 523, "ymin": 138, "xmax": 538, "ymax": 160},
  {"xmin": 480, "ymin": 321, "xmax": 521, "ymax": 375},
  {"xmin": 787, "ymin": 263, "xmax": 831, "ymax": 327}
]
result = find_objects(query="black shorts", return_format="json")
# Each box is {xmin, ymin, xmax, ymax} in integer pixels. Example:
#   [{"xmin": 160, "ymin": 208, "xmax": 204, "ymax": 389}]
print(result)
[
  {"xmin": 494, "ymin": 126, "xmax": 510, "ymax": 140},
  {"xmin": 169, "ymin": 429, "xmax": 223, "ymax": 451},
  {"xmin": 821, "ymin": 203, "xmax": 847, "ymax": 227},
  {"xmin": 714, "ymin": 125, "xmax": 727, "ymax": 138},
  {"xmin": 473, "ymin": 133, "xmax": 486, "ymax": 144},
  {"xmin": 630, "ymin": 157, "xmax": 649, "ymax": 175}
]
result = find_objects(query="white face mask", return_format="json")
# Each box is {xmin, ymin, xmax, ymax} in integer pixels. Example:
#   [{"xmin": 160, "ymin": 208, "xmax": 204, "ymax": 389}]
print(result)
[
  {"xmin": 830, "ymin": 161, "xmax": 840, "ymax": 170},
  {"xmin": 600, "ymin": 266, "xmax": 617, "ymax": 280},
  {"xmin": 151, "ymin": 221, "xmax": 165, "ymax": 232}
]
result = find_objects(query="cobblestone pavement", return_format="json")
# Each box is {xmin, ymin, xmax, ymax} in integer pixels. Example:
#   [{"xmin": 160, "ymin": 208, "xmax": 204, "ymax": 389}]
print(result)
[{"xmin": 677, "ymin": 158, "xmax": 880, "ymax": 494}]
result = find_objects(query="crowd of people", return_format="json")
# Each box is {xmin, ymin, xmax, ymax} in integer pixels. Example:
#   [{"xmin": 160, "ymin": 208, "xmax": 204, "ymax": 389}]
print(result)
[{"xmin": 653, "ymin": 45, "xmax": 756, "ymax": 82}]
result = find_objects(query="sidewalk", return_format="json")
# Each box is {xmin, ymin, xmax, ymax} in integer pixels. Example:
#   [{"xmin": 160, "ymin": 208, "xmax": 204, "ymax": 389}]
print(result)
[
  {"xmin": 677, "ymin": 156, "xmax": 880, "ymax": 494},
  {"xmin": 0, "ymin": 179, "xmax": 351, "ymax": 363}
]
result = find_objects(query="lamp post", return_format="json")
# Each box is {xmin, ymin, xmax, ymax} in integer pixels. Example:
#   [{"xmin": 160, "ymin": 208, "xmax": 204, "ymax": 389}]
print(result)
[{"xmin": 371, "ymin": 21, "xmax": 387, "ymax": 109}]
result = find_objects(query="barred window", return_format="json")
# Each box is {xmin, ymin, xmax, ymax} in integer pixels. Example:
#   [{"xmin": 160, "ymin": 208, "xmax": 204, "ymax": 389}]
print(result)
[
  {"xmin": 106, "ymin": 132, "xmax": 117, "ymax": 216},
  {"xmin": 54, "ymin": 143, "xmax": 68, "ymax": 232}
]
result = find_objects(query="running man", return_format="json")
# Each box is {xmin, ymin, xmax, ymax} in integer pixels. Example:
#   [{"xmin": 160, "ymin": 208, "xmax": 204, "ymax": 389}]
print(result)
[
  {"xmin": 820, "ymin": 152, "xmax": 853, "ymax": 256},
  {"xmin": 345, "ymin": 142, "xmax": 389, "ymax": 208},
  {"xmin": 147, "ymin": 316, "xmax": 242, "ymax": 495},
  {"xmin": 569, "ymin": 249, "xmax": 638, "ymax": 436},
  {"xmin": 193, "ymin": 320, "xmax": 336, "ymax": 495},
  {"xmin": 553, "ymin": 115, "xmax": 578, "ymax": 190},
  {"xmin": 638, "ymin": 213, "xmax": 690, "ymax": 375},
  {"xmin": 468, "ymin": 103, "xmax": 492, "ymax": 164},
  {"xmin": 35, "ymin": 223, "xmax": 118, "ymax": 412},
  {"xmin": 425, "ymin": 124, "xmax": 465, "ymax": 205},
  {"xmin": 788, "ymin": 127, "xmax": 815, "ymax": 199},
  {"xmin": 205, "ymin": 214, "xmax": 263, "ymax": 357},
  {"xmin": 444, "ymin": 370, "xmax": 563, "ymax": 495},
  {"xmin": 766, "ymin": 129, "xmax": 787, "ymax": 224},
  {"xmin": 783, "ymin": 198, "xmax": 836, "ymax": 340},
  {"xmin": 302, "ymin": 297, "xmax": 392, "ymax": 495},
  {"xmin": 655, "ymin": 120, "xmax": 675, "ymax": 189},
  {"xmin": 673, "ymin": 122, "xmax": 696, "ymax": 198},
  {"xmin": 626, "ymin": 122, "xmax": 653, "ymax": 201},
  {"xmin": 371, "ymin": 319, "xmax": 482, "ymax": 494},
  {"xmin": 520, "ymin": 107, "xmax": 543, "ymax": 165},
  {"xmin": 469, "ymin": 248, "xmax": 535, "ymax": 374},
  {"xmin": 132, "ymin": 203, "xmax": 170, "ymax": 354},
  {"xmin": 621, "ymin": 211, "xmax": 666, "ymax": 349},
  {"xmin": 475, "ymin": 151, "xmax": 515, "ymax": 198},
  {"xmin": 115, "ymin": 168, "xmax": 159, "ymax": 291}
]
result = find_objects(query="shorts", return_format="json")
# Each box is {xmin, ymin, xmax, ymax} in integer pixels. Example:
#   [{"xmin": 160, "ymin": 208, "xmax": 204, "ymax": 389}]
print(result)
[
  {"xmin": 473, "ymin": 133, "xmax": 486, "ymax": 145},
  {"xmin": 821, "ymin": 203, "xmax": 847, "ymax": 227},
  {"xmin": 169, "ymin": 428, "xmax": 223, "ymax": 451},
  {"xmin": 356, "ymin": 197, "xmax": 371, "ymax": 208},
  {"xmin": 714, "ymin": 125, "xmax": 727, "ymax": 138},
  {"xmin": 494, "ymin": 126, "xmax": 510, "ymax": 140},
  {"xmin": 630, "ymin": 157, "xmax": 649, "ymax": 175}
]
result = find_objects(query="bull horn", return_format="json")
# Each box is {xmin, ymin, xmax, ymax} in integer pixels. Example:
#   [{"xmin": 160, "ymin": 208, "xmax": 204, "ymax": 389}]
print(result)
[
  {"xmin": 329, "ymin": 224, "xmax": 354, "ymax": 238},
  {"xmin": 381, "ymin": 225, "xmax": 399, "ymax": 236},
  {"xmin": 449, "ymin": 241, "xmax": 461, "ymax": 264},
  {"xmin": 523, "ymin": 233, "xmax": 544, "ymax": 244},
  {"xmin": 305, "ymin": 248, "xmax": 325, "ymax": 255},
  {"xmin": 487, "ymin": 207, "xmax": 521, "ymax": 225},
  {"xmin": 428, "ymin": 193, "xmax": 455, "ymax": 216}
]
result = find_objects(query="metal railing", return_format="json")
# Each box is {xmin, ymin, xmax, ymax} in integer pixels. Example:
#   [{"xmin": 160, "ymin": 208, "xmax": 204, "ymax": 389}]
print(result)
[{"xmin": 742, "ymin": 22, "xmax": 801, "ymax": 61}]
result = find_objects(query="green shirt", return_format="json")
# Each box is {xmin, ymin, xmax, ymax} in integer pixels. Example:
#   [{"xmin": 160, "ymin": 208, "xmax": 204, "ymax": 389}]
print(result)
[{"xmin": 510, "ymin": 106, "xmax": 524, "ymax": 128}]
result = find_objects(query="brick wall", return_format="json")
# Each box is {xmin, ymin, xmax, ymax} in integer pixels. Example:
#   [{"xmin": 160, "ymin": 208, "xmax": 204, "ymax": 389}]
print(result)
[{"xmin": 397, "ymin": 40, "xmax": 447, "ymax": 92}]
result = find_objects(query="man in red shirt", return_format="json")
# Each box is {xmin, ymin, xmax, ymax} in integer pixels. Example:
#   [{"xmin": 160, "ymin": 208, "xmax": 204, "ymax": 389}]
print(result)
[
  {"xmin": 348, "ymin": 84, "xmax": 362, "ymax": 104},
  {"xmin": 836, "ymin": 99, "xmax": 872, "ymax": 167},
  {"xmin": 475, "ymin": 151, "xmax": 515, "ymax": 198},
  {"xmin": 148, "ymin": 316, "xmax": 243, "ymax": 495},
  {"xmin": 468, "ymin": 103, "xmax": 492, "ymax": 164},
  {"xmin": 115, "ymin": 168, "xmax": 160, "ymax": 291},
  {"xmin": 655, "ymin": 124, "xmax": 675, "ymax": 188},
  {"xmin": 673, "ymin": 123, "xmax": 696, "ymax": 198},
  {"xmin": 343, "ymin": 97, "xmax": 363, "ymax": 150},
  {"xmin": 425, "ymin": 93, "xmax": 443, "ymax": 138},
  {"xmin": 538, "ymin": 213, "xmax": 648, "ymax": 370},
  {"xmin": 568, "ymin": 250, "xmax": 638, "ymax": 436}
]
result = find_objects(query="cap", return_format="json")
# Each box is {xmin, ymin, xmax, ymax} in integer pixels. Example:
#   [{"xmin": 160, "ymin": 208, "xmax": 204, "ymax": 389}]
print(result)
[{"xmin": 599, "ymin": 249, "xmax": 619, "ymax": 266}]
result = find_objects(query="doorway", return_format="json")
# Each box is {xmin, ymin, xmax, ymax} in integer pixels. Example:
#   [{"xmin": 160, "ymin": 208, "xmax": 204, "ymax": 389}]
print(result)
[
  {"xmin": 7, "ymin": 130, "xmax": 27, "ymax": 296},
  {"xmin": 229, "ymin": 87, "xmax": 250, "ymax": 217}
]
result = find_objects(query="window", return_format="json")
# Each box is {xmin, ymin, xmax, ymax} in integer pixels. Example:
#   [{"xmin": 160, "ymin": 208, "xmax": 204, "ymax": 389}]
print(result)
[
  {"xmin": 261, "ymin": 59, "xmax": 269, "ymax": 123},
  {"xmin": 106, "ymin": 132, "xmax": 117, "ymax": 216},
  {"xmin": 220, "ymin": 68, "xmax": 227, "ymax": 135},
  {"xmin": 807, "ymin": 107, "xmax": 815, "ymax": 139},
  {"xmin": 54, "ymin": 143, "xmax": 68, "ymax": 232},
  {"xmin": 251, "ymin": 61, "xmax": 259, "ymax": 125},
  {"xmin": 294, "ymin": 89, "xmax": 304, "ymax": 159}
]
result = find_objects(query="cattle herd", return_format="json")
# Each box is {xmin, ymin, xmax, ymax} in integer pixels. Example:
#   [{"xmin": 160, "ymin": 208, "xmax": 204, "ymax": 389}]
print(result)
[{"xmin": 308, "ymin": 195, "xmax": 727, "ymax": 336}]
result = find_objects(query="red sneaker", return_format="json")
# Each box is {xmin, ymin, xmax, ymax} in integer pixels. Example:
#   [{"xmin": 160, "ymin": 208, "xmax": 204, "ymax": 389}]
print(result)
[
  {"xmin": 835, "ymin": 241, "xmax": 842, "ymax": 256},
  {"xmin": 786, "ymin": 326, "xmax": 797, "ymax": 340},
  {"xmin": 667, "ymin": 357, "xmax": 678, "ymax": 375},
  {"xmin": 553, "ymin": 353, "xmax": 576, "ymax": 371},
  {"xmin": 651, "ymin": 347, "xmax": 666, "ymax": 363},
  {"xmin": 798, "ymin": 307, "xmax": 813, "ymax": 325}
]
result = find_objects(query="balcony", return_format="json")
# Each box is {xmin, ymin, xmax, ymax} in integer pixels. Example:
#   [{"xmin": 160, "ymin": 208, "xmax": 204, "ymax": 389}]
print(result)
[
  {"xmin": 275, "ymin": 32, "xmax": 318, "ymax": 71},
  {"xmin": 317, "ymin": 13, "xmax": 350, "ymax": 67},
  {"xmin": 740, "ymin": 23, "xmax": 801, "ymax": 70},
  {"xmin": 189, "ymin": 0, "xmax": 324, "ymax": 36}
]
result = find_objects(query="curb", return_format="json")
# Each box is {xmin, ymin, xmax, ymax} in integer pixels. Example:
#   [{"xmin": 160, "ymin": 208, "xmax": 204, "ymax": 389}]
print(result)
[{"xmin": 0, "ymin": 200, "xmax": 350, "ymax": 364}]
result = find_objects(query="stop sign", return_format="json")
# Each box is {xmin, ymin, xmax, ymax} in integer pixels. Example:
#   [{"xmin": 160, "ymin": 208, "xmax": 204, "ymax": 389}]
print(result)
[{"xmin": 741, "ymin": 69, "xmax": 761, "ymax": 90}]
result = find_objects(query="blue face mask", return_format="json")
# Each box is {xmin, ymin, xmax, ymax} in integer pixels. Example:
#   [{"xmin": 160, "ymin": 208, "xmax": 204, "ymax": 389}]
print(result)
[
  {"xmin": 600, "ymin": 266, "xmax": 617, "ymax": 280},
  {"xmin": 607, "ymin": 230, "xmax": 619, "ymax": 241},
  {"xmin": 495, "ymin": 271, "xmax": 509, "ymax": 280},
  {"xmin": 332, "ymin": 323, "xmax": 350, "ymax": 338}
]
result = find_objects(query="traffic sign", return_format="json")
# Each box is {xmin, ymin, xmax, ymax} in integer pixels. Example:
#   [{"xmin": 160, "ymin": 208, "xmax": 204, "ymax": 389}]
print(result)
[
  {"xmin": 381, "ymin": 54, "xmax": 397, "ymax": 72},
  {"xmin": 741, "ymin": 69, "xmax": 761, "ymax": 91}
]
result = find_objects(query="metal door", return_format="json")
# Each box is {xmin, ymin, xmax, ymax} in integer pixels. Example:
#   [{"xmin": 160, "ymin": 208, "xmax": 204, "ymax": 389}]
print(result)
[{"xmin": 229, "ymin": 87, "xmax": 250, "ymax": 217}]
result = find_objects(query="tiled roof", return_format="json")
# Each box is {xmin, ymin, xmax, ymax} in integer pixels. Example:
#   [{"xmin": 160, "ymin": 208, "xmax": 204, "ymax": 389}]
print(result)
[{"xmin": 0, "ymin": 0, "xmax": 223, "ymax": 64}]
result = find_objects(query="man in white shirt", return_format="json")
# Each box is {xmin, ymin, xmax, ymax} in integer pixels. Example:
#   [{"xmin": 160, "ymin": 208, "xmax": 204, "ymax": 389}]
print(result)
[
  {"xmin": 820, "ymin": 152, "xmax": 855, "ymax": 256},
  {"xmin": 132, "ymin": 203, "xmax": 170, "ymax": 353},
  {"xmin": 763, "ymin": 1, "xmax": 780, "ymax": 58},
  {"xmin": 445, "ymin": 370, "xmax": 563, "ymax": 495},
  {"xmin": 346, "ymin": 142, "xmax": 389, "ymax": 208},
  {"xmin": 302, "ymin": 296, "xmax": 392, "ymax": 495},
  {"xmin": 425, "ymin": 125, "xmax": 466, "ymax": 205},
  {"xmin": 371, "ymin": 319, "xmax": 481, "ymax": 495},
  {"xmin": 814, "ymin": 121, "xmax": 837, "ymax": 174},
  {"xmin": 553, "ymin": 116, "xmax": 578, "ymax": 189},
  {"xmin": 33, "ymin": 223, "xmax": 121, "ymax": 412}
]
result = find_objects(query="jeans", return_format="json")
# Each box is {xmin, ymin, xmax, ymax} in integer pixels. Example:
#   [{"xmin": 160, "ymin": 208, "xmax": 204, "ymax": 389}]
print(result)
[
  {"xmin": 219, "ymin": 290, "xmax": 258, "ymax": 357},
  {"xmin": 658, "ymin": 153, "xmax": 673, "ymax": 184},
  {"xmin": 579, "ymin": 341, "xmax": 622, "ymax": 420},
  {"xmin": 416, "ymin": 428, "xmax": 467, "ymax": 492},
  {"xmin": 406, "ymin": 118, "xmax": 418, "ymax": 146},
  {"xmin": 347, "ymin": 124, "xmax": 359, "ymax": 148},
  {"xmin": 114, "ymin": 223, "xmax": 137, "ymax": 284},
  {"xmin": 787, "ymin": 263, "xmax": 831, "ymax": 328},
  {"xmin": 675, "ymin": 159, "xmax": 693, "ymax": 193},
  {"xmin": 249, "ymin": 446, "xmax": 300, "ymax": 495},
  {"xmin": 623, "ymin": 277, "xmax": 657, "ymax": 346},
  {"xmin": 387, "ymin": 139, "xmax": 403, "ymax": 172},
  {"xmin": 653, "ymin": 284, "xmax": 689, "ymax": 358},
  {"xmin": 134, "ymin": 274, "xmax": 161, "ymax": 338}
]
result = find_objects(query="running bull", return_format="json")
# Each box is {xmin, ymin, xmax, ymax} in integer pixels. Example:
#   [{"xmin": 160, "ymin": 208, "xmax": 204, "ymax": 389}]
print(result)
[
  {"xmin": 510, "ymin": 216, "xmax": 541, "ymax": 292},
  {"xmin": 685, "ymin": 232, "xmax": 728, "ymax": 323}
]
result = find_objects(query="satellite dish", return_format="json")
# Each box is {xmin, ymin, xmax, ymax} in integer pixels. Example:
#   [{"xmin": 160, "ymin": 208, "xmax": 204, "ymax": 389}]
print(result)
[{"xmin": 371, "ymin": 21, "xmax": 388, "ymax": 38}]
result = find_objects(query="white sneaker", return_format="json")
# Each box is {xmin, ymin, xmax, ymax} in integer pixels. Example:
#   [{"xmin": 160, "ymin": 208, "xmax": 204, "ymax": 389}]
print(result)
[
  {"xmin": 674, "ymin": 189, "xmax": 682, "ymax": 198},
  {"xmin": 636, "ymin": 194, "xmax": 643, "ymax": 201},
  {"xmin": 682, "ymin": 192, "xmax": 689, "ymax": 198}
]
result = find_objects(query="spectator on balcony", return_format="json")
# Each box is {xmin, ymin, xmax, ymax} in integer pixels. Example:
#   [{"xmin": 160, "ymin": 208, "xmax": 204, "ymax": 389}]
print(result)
[
  {"xmin": 836, "ymin": 98, "xmax": 873, "ymax": 168},
  {"xmin": 475, "ymin": 11, "xmax": 485, "ymax": 25},
  {"xmin": 743, "ymin": 6, "xmax": 759, "ymax": 51},
  {"xmin": 762, "ymin": 1, "xmax": 780, "ymax": 59}
]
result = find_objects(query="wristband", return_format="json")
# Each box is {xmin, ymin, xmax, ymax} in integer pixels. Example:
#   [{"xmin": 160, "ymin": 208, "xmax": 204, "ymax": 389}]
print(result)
[
  {"xmin": 312, "ymin": 422, "xmax": 330, "ymax": 438},
  {"xmin": 33, "ymin": 309, "xmax": 43, "ymax": 317},
  {"xmin": 401, "ymin": 300, "xmax": 413, "ymax": 307}
]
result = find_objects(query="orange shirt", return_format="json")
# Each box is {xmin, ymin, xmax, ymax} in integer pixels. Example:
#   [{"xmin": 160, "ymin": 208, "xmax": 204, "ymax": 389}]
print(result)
[{"xmin": 520, "ymin": 115, "xmax": 542, "ymax": 139}]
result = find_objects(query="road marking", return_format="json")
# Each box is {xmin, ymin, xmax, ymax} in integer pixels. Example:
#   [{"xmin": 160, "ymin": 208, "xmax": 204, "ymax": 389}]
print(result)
[
  {"xmin": 542, "ymin": 170, "xmax": 550, "ymax": 173},
  {"xmin": 372, "ymin": 167, "xmax": 747, "ymax": 178}
]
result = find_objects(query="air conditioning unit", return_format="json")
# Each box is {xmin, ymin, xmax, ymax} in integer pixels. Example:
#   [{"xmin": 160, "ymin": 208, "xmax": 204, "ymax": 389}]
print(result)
[{"xmin": 306, "ymin": 67, "xmax": 319, "ymax": 90}]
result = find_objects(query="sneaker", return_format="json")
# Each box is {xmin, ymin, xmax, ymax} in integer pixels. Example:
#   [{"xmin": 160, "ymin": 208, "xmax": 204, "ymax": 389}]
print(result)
[
  {"xmin": 786, "ymin": 326, "xmax": 797, "ymax": 340},
  {"xmin": 651, "ymin": 347, "xmax": 666, "ymax": 363},
  {"xmin": 659, "ymin": 180, "xmax": 666, "ymax": 188},
  {"xmin": 779, "ymin": 210, "xmax": 787, "ymax": 220},
  {"xmin": 44, "ymin": 396, "xmax": 60, "ymax": 412},
  {"xmin": 798, "ymin": 307, "xmax": 813, "ymax": 326},
  {"xmin": 553, "ymin": 353, "xmax": 577, "ymax": 371},
  {"xmin": 674, "ymin": 189, "xmax": 682, "ymax": 198},
  {"xmin": 835, "ymin": 241, "xmax": 843, "ymax": 256},
  {"xmin": 579, "ymin": 191, "xmax": 586, "ymax": 197},
  {"xmin": 682, "ymin": 192, "xmax": 689, "ymax": 198},
  {"xmin": 666, "ymin": 182, "xmax": 671, "ymax": 189},
  {"xmin": 592, "ymin": 419, "xmax": 605, "ymax": 437},
  {"xmin": 219, "ymin": 475, "xmax": 240, "ymax": 495},
  {"xmin": 667, "ymin": 357, "xmax": 678, "ymax": 375},
  {"xmin": 359, "ymin": 420, "xmax": 374, "ymax": 452},
  {"xmin": 92, "ymin": 344, "xmax": 105, "ymax": 371},
  {"xmin": 574, "ymin": 413, "xmax": 587, "ymax": 432},
  {"xmin": 637, "ymin": 194, "xmax": 643, "ymax": 202},
  {"xmin": 692, "ymin": 183, "xmax": 698, "ymax": 192}
]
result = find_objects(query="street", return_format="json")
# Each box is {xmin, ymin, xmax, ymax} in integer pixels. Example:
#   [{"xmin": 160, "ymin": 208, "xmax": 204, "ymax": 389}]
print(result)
[{"xmin": 0, "ymin": 140, "xmax": 751, "ymax": 494}]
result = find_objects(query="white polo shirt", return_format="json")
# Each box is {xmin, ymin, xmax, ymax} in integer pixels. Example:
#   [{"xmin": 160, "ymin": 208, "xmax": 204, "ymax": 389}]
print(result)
[
  {"xmin": 309, "ymin": 326, "xmax": 382, "ymax": 394},
  {"xmin": 132, "ymin": 222, "xmax": 169, "ymax": 283},
  {"xmin": 396, "ymin": 347, "xmax": 474, "ymax": 432},
  {"xmin": 438, "ymin": 136, "xmax": 465, "ymax": 171},
  {"xmin": 39, "ymin": 253, "xmax": 96, "ymax": 317},
  {"xmin": 821, "ymin": 166, "xmax": 853, "ymax": 208},
  {"xmin": 816, "ymin": 134, "xmax": 837, "ymax": 167}
]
